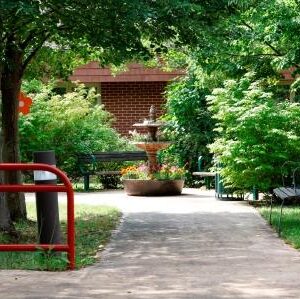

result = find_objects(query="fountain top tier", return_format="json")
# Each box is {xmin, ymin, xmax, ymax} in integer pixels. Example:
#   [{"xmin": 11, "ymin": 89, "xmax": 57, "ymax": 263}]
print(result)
[
  {"xmin": 132, "ymin": 105, "xmax": 164, "ymax": 141},
  {"xmin": 131, "ymin": 105, "xmax": 170, "ymax": 173}
]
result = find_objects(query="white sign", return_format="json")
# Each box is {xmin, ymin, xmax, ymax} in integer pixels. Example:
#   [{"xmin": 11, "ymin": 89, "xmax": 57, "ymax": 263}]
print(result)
[{"xmin": 34, "ymin": 169, "xmax": 57, "ymax": 181}]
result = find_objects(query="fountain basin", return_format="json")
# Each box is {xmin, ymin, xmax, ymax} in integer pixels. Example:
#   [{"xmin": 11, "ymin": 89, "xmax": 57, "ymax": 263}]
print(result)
[
  {"xmin": 123, "ymin": 179, "xmax": 184, "ymax": 196},
  {"xmin": 133, "ymin": 141, "xmax": 171, "ymax": 152}
]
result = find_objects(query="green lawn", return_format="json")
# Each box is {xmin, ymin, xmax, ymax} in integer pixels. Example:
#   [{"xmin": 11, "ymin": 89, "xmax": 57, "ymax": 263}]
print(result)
[
  {"xmin": 0, "ymin": 202, "xmax": 121, "ymax": 271},
  {"xmin": 258, "ymin": 205, "xmax": 300, "ymax": 249}
]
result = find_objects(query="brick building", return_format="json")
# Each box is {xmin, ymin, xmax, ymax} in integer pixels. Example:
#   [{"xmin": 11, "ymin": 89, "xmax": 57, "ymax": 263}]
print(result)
[{"xmin": 69, "ymin": 62, "xmax": 183, "ymax": 135}]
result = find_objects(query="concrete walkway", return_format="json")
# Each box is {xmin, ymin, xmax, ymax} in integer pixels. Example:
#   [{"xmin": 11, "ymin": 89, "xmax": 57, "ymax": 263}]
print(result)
[{"xmin": 1, "ymin": 188, "xmax": 300, "ymax": 298}]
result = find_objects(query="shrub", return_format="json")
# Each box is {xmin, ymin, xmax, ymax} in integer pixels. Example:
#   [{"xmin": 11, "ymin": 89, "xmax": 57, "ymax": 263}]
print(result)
[
  {"xmin": 162, "ymin": 72, "xmax": 215, "ymax": 186},
  {"xmin": 19, "ymin": 81, "xmax": 132, "ymax": 179},
  {"xmin": 207, "ymin": 73, "xmax": 300, "ymax": 192}
]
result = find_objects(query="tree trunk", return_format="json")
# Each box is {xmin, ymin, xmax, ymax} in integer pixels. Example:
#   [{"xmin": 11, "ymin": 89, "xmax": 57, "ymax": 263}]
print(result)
[
  {"xmin": 0, "ymin": 188, "xmax": 13, "ymax": 231},
  {"xmin": 0, "ymin": 120, "xmax": 12, "ymax": 230},
  {"xmin": 0, "ymin": 48, "xmax": 27, "ymax": 221},
  {"xmin": 0, "ymin": 64, "xmax": 13, "ymax": 230}
]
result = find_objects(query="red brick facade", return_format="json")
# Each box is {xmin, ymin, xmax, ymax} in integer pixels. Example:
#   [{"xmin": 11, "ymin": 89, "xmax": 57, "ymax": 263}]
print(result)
[
  {"xmin": 69, "ymin": 62, "xmax": 183, "ymax": 135},
  {"xmin": 101, "ymin": 82, "xmax": 166, "ymax": 135}
]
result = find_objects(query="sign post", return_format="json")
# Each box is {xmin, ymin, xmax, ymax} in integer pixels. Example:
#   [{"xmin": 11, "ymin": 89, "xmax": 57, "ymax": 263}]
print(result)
[{"xmin": 33, "ymin": 151, "xmax": 61, "ymax": 245}]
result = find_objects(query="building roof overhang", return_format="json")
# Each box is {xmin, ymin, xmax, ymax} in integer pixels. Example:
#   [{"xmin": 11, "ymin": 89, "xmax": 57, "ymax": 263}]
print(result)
[{"xmin": 69, "ymin": 62, "xmax": 185, "ymax": 83}]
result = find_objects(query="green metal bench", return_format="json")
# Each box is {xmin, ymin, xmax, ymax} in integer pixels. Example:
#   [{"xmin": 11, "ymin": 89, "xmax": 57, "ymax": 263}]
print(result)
[
  {"xmin": 192, "ymin": 156, "xmax": 215, "ymax": 189},
  {"xmin": 271, "ymin": 162, "xmax": 300, "ymax": 234},
  {"xmin": 193, "ymin": 156, "xmax": 246, "ymax": 200},
  {"xmin": 77, "ymin": 151, "xmax": 147, "ymax": 191}
]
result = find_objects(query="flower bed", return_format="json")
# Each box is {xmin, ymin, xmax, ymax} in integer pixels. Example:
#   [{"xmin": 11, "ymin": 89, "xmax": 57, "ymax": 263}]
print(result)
[
  {"xmin": 121, "ymin": 163, "xmax": 186, "ymax": 196},
  {"xmin": 121, "ymin": 163, "xmax": 186, "ymax": 180}
]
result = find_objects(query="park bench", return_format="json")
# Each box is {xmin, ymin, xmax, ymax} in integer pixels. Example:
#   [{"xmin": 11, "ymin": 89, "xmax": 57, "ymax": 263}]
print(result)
[
  {"xmin": 192, "ymin": 156, "xmax": 244, "ymax": 200},
  {"xmin": 77, "ymin": 151, "xmax": 147, "ymax": 191},
  {"xmin": 271, "ymin": 162, "xmax": 300, "ymax": 234},
  {"xmin": 192, "ymin": 156, "xmax": 215, "ymax": 189}
]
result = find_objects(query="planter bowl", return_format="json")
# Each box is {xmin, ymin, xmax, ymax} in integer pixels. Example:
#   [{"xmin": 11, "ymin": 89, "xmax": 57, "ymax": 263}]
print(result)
[{"xmin": 123, "ymin": 179, "xmax": 184, "ymax": 196}]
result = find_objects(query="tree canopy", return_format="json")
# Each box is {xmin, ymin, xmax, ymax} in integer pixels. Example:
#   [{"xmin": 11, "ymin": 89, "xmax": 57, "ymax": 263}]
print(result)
[{"xmin": 1, "ymin": 0, "xmax": 230, "ymax": 77}]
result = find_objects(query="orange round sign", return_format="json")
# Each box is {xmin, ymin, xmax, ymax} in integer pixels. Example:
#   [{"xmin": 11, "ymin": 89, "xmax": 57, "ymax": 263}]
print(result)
[{"xmin": 19, "ymin": 92, "xmax": 32, "ymax": 115}]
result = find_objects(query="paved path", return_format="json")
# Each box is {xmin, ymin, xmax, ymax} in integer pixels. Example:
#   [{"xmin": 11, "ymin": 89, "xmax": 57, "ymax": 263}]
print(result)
[{"xmin": 1, "ymin": 189, "xmax": 300, "ymax": 298}]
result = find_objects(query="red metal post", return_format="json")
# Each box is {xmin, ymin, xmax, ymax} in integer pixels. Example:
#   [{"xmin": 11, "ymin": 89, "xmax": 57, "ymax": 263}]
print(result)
[
  {"xmin": 0, "ymin": 163, "xmax": 75, "ymax": 270},
  {"xmin": 66, "ymin": 188, "xmax": 75, "ymax": 269}
]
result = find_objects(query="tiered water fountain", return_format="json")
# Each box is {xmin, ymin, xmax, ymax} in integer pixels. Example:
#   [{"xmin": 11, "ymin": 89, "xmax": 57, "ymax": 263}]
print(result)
[{"xmin": 123, "ymin": 105, "xmax": 184, "ymax": 196}]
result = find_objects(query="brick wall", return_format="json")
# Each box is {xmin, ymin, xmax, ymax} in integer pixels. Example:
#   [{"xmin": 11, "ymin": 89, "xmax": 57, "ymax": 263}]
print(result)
[{"xmin": 101, "ymin": 82, "xmax": 167, "ymax": 136}]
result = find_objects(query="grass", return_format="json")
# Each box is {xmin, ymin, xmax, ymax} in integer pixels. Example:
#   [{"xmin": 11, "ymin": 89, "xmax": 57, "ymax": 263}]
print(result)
[
  {"xmin": 258, "ymin": 205, "xmax": 300, "ymax": 249},
  {"xmin": 72, "ymin": 177, "xmax": 123, "ymax": 192},
  {"xmin": 0, "ymin": 202, "xmax": 121, "ymax": 271},
  {"xmin": 73, "ymin": 181, "xmax": 103, "ymax": 192}
]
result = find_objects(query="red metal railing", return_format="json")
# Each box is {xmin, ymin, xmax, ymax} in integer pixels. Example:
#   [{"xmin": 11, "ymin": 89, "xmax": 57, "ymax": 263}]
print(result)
[{"xmin": 0, "ymin": 163, "xmax": 75, "ymax": 270}]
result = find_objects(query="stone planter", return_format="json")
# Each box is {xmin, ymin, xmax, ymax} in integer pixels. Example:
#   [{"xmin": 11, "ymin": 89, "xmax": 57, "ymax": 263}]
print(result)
[{"xmin": 123, "ymin": 179, "xmax": 184, "ymax": 196}]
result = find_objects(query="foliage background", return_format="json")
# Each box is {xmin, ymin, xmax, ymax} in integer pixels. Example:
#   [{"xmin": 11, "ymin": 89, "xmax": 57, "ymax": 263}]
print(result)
[{"xmin": 19, "ymin": 81, "xmax": 131, "ymax": 179}]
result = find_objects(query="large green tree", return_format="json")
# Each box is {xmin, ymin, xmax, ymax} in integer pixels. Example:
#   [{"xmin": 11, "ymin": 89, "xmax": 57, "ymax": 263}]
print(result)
[
  {"xmin": 161, "ymin": 0, "xmax": 300, "ymax": 189},
  {"xmin": 162, "ymin": 0, "xmax": 300, "ymax": 83},
  {"xmin": 185, "ymin": 0, "xmax": 300, "ymax": 79},
  {"xmin": 0, "ymin": 0, "xmax": 234, "ymax": 230}
]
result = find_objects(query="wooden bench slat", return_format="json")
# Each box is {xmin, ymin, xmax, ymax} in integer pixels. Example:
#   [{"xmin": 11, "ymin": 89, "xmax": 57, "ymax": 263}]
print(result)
[
  {"xmin": 78, "ymin": 151, "xmax": 147, "ymax": 162},
  {"xmin": 192, "ymin": 171, "xmax": 215, "ymax": 177},
  {"xmin": 274, "ymin": 187, "xmax": 300, "ymax": 200},
  {"xmin": 98, "ymin": 170, "xmax": 121, "ymax": 175}
]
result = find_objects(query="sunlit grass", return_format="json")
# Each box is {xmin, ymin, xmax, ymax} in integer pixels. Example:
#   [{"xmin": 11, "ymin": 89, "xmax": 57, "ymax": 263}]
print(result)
[
  {"xmin": 259, "ymin": 205, "xmax": 300, "ymax": 249},
  {"xmin": 0, "ymin": 202, "xmax": 121, "ymax": 271}
]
